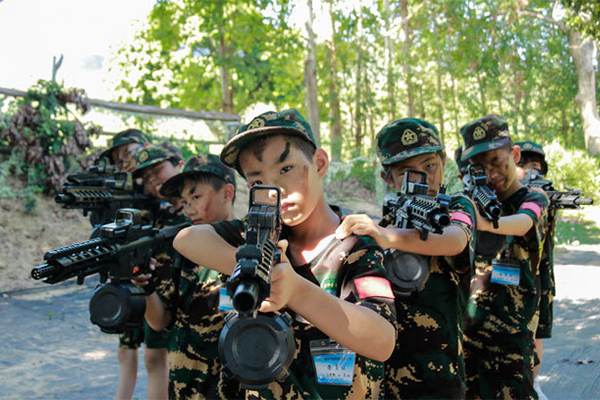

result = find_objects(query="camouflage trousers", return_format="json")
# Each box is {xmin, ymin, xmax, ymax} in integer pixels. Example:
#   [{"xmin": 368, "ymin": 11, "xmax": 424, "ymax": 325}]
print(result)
[{"xmin": 463, "ymin": 333, "xmax": 538, "ymax": 400}]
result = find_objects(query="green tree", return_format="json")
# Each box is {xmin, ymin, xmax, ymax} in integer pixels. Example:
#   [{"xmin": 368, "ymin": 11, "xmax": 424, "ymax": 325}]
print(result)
[{"xmin": 112, "ymin": 0, "xmax": 305, "ymax": 116}]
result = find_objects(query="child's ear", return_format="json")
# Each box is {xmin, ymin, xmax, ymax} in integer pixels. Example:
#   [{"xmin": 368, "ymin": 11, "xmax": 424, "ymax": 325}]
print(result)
[
  {"xmin": 223, "ymin": 183, "xmax": 235, "ymax": 203},
  {"xmin": 380, "ymin": 170, "xmax": 394, "ymax": 187},
  {"xmin": 511, "ymin": 145, "xmax": 521, "ymax": 164},
  {"xmin": 314, "ymin": 148, "xmax": 329, "ymax": 179}
]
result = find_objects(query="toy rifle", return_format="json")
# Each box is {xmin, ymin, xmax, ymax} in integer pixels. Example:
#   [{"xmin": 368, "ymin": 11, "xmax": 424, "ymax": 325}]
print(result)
[
  {"xmin": 219, "ymin": 185, "xmax": 295, "ymax": 390},
  {"xmin": 31, "ymin": 208, "xmax": 188, "ymax": 333},
  {"xmin": 226, "ymin": 185, "xmax": 282, "ymax": 317},
  {"xmin": 464, "ymin": 163, "xmax": 502, "ymax": 228},
  {"xmin": 380, "ymin": 170, "xmax": 451, "ymax": 240},
  {"xmin": 55, "ymin": 160, "xmax": 158, "ymax": 227},
  {"xmin": 523, "ymin": 168, "xmax": 594, "ymax": 210}
]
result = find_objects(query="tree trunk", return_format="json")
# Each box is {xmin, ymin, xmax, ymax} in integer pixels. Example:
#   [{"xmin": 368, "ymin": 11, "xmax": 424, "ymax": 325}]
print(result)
[
  {"xmin": 435, "ymin": 36, "xmax": 445, "ymax": 144},
  {"xmin": 451, "ymin": 77, "xmax": 461, "ymax": 142},
  {"xmin": 304, "ymin": 0, "xmax": 321, "ymax": 145},
  {"xmin": 325, "ymin": 1, "xmax": 342, "ymax": 162},
  {"xmin": 218, "ymin": 22, "xmax": 233, "ymax": 114},
  {"xmin": 569, "ymin": 33, "xmax": 600, "ymax": 155},
  {"xmin": 354, "ymin": 2, "xmax": 364, "ymax": 154},
  {"xmin": 561, "ymin": 107, "xmax": 569, "ymax": 147},
  {"xmin": 476, "ymin": 70, "xmax": 487, "ymax": 116},
  {"xmin": 401, "ymin": 0, "xmax": 415, "ymax": 117},
  {"xmin": 384, "ymin": 0, "xmax": 396, "ymax": 121},
  {"xmin": 519, "ymin": 9, "xmax": 600, "ymax": 155},
  {"xmin": 417, "ymin": 84, "xmax": 425, "ymax": 120}
]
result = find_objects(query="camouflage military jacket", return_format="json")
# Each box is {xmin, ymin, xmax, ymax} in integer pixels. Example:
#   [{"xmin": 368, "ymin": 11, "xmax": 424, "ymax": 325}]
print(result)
[
  {"xmin": 153, "ymin": 201, "xmax": 189, "ymax": 300},
  {"xmin": 385, "ymin": 196, "xmax": 477, "ymax": 400},
  {"xmin": 463, "ymin": 187, "xmax": 548, "ymax": 400},
  {"xmin": 536, "ymin": 207, "xmax": 557, "ymax": 339},
  {"xmin": 211, "ymin": 216, "xmax": 397, "ymax": 400},
  {"xmin": 157, "ymin": 255, "xmax": 243, "ymax": 400}
]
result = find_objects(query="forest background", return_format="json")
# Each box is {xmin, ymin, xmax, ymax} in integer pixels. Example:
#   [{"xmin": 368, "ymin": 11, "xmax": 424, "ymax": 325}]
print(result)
[{"xmin": 1, "ymin": 0, "xmax": 599, "ymax": 256}]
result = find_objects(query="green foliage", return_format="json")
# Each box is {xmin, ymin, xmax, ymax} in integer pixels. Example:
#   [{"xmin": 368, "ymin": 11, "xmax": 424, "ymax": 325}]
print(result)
[
  {"xmin": 555, "ymin": 217, "xmax": 600, "ymax": 246},
  {"xmin": 108, "ymin": 0, "xmax": 596, "ymax": 167},
  {"xmin": 444, "ymin": 157, "xmax": 464, "ymax": 196},
  {"xmin": 561, "ymin": 0, "xmax": 600, "ymax": 40},
  {"xmin": 0, "ymin": 150, "xmax": 42, "ymax": 211},
  {"xmin": 543, "ymin": 141, "xmax": 600, "ymax": 197},
  {"xmin": 112, "ymin": 0, "xmax": 305, "ymax": 114},
  {"xmin": 0, "ymin": 80, "xmax": 100, "ymax": 206},
  {"xmin": 325, "ymin": 156, "xmax": 379, "ymax": 192}
]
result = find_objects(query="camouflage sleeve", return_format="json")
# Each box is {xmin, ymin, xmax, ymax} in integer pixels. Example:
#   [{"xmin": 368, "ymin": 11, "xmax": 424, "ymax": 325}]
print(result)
[
  {"xmin": 449, "ymin": 195, "xmax": 477, "ymax": 271},
  {"xmin": 156, "ymin": 254, "xmax": 190, "ymax": 319},
  {"xmin": 339, "ymin": 235, "xmax": 397, "ymax": 329},
  {"xmin": 536, "ymin": 210, "xmax": 558, "ymax": 339}
]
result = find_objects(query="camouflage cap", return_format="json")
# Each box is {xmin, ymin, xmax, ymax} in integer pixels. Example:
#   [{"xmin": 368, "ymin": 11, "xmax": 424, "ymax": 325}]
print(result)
[
  {"xmin": 99, "ymin": 129, "xmax": 149, "ymax": 160},
  {"xmin": 159, "ymin": 154, "xmax": 237, "ymax": 198},
  {"xmin": 375, "ymin": 118, "xmax": 444, "ymax": 166},
  {"xmin": 515, "ymin": 140, "xmax": 548, "ymax": 175},
  {"xmin": 132, "ymin": 142, "xmax": 183, "ymax": 178},
  {"xmin": 220, "ymin": 108, "xmax": 317, "ymax": 174},
  {"xmin": 460, "ymin": 114, "xmax": 511, "ymax": 161}
]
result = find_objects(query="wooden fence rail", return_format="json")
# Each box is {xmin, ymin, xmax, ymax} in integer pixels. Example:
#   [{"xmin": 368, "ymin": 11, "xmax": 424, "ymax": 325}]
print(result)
[{"xmin": 0, "ymin": 87, "xmax": 241, "ymax": 122}]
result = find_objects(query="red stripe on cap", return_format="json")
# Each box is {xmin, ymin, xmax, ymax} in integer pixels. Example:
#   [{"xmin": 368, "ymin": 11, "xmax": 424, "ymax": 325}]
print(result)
[
  {"xmin": 520, "ymin": 202, "xmax": 542, "ymax": 218},
  {"xmin": 450, "ymin": 211, "xmax": 473, "ymax": 227},
  {"xmin": 355, "ymin": 276, "xmax": 394, "ymax": 299}
]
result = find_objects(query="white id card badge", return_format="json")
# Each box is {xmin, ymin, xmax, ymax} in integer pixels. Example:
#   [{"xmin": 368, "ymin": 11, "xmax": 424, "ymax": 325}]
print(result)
[
  {"xmin": 310, "ymin": 339, "xmax": 355, "ymax": 386},
  {"xmin": 490, "ymin": 258, "xmax": 521, "ymax": 286},
  {"xmin": 218, "ymin": 286, "xmax": 234, "ymax": 312}
]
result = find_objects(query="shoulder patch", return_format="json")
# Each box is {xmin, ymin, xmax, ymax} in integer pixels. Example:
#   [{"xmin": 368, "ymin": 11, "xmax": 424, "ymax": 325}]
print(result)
[
  {"xmin": 354, "ymin": 276, "xmax": 394, "ymax": 299},
  {"xmin": 450, "ymin": 211, "xmax": 473, "ymax": 227},
  {"xmin": 520, "ymin": 202, "xmax": 542, "ymax": 218}
]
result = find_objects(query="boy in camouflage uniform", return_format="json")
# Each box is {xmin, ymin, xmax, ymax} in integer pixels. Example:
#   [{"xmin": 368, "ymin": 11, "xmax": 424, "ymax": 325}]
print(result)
[
  {"xmin": 133, "ymin": 154, "xmax": 243, "ymax": 400},
  {"xmin": 114, "ymin": 142, "xmax": 186, "ymax": 400},
  {"xmin": 98, "ymin": 129, "xmax": 154, "ymax": 400},
  {"xmin": 98, "ymin": 128, "xmax": 149, "ymax": 172},
  {"xmin": 336, "ymin": 118, "xmax": 478, "ymax": 399},
  {"xmin": 515, "ymin": 140, "xmax": 555, "ymax": 398},
  {"xmin": 174, "ymin": 109, "xmax": 397, "ymax": 399},
  {"xmin": 460, "ymin": 116, "xmax": 549, "ymax": 400}
]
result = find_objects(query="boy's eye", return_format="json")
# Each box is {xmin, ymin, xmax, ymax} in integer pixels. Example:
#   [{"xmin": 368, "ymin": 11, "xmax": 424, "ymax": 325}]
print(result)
[
  {"xmin": 280, "ymin": 165, "xmax": 292, "ymax": 174},
  {"xmin": 251, "ymin": 180, "xmax": 263, "ymax": 187}
]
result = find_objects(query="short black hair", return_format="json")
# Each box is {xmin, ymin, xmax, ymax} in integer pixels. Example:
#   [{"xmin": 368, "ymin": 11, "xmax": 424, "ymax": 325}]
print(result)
[
  {"xmin": 517, "ymin": 152, "xmax": 546, "ymax": 175},
  {"xmin": 180, "ymin": 174, "xmax": 236, "ymax": 204}
]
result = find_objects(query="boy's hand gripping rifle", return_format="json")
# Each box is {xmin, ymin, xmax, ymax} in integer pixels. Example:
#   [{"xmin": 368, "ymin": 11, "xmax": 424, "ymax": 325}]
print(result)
[
  {"xmin": 464, "ymin": 163, "xmax": 502, "ymax": 228},
  {"xmin": 31, "ymin": 208, "xmax": 188, "ymax": 333},
  {"xmin": 219, "ymin": 185, "xmax": 296, "ymax": 390},
  {"xmin": 380, "ymin": 170, "xmax": 451, "ymax": 240},
  {"xmin": 523, "ymin": 168, "xmax": 594, "ymax": 210}
]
